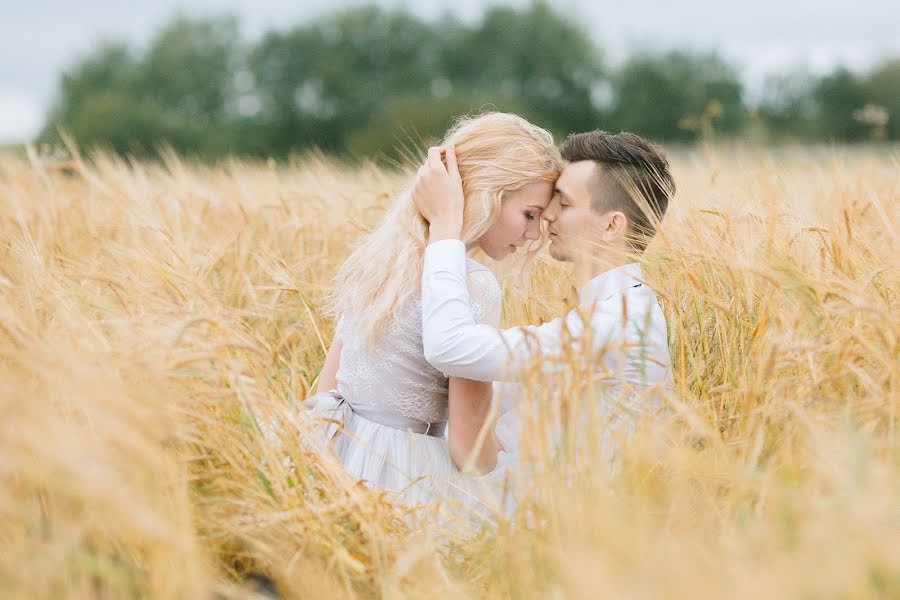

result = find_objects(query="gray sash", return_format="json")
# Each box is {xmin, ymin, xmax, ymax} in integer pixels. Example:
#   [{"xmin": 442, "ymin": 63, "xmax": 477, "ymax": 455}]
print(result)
[{"xmin": 303, "ymin": 390, "xmax": 447, "ymax": 438}]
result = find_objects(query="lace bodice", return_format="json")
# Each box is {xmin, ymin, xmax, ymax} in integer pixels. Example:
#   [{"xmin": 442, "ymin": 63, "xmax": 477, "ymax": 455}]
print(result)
[{"xmin": 334, "ymin": 258, "xmax": 500, "ymax": 423}]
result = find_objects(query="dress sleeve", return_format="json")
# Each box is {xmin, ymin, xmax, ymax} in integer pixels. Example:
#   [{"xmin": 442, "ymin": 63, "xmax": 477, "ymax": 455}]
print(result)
[
  {"xmin": 466, "ymin": 268, "xmax": 501, "ymax": 327},
  {"xmin": 333, "ymin": 313, "xmax": 345, "ymax": 342}
]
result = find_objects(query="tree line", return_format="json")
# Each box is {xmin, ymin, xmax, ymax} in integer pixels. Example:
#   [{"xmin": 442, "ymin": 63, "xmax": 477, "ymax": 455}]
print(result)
[{"xmin": 40, "ymin": 2, "xmax": 900, "ymax": 162}]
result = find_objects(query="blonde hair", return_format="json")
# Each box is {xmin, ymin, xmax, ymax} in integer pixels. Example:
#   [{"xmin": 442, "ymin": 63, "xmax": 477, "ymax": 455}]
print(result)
[{"xmin": 328, "ymin": 112, "xmax": 562, "ymax": 348}]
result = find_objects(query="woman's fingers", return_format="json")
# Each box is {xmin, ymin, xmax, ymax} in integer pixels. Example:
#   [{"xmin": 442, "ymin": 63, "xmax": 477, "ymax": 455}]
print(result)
[
  {"xmin": 427, "ymin": 146, "xmax": 445, "ymax": 171},
  {"xmin": 444, "ymin": 144, "xmax": 458, "ymax": 177}
]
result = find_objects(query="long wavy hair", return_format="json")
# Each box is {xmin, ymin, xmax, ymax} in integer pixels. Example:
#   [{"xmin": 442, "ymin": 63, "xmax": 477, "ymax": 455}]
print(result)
[{"xmin": 327, "ymin": 112, "xmax": 562, "ymax": 348}]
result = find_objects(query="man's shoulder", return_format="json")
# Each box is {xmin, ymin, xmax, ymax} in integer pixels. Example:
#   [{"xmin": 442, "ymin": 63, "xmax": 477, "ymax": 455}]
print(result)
[
  {"xmin": 589, "ymin": 283, "xmax": 667, "ymax": 326},
  {"xmin": 597, "ymin": 279, "xmax": 660, "ymax": 305}
]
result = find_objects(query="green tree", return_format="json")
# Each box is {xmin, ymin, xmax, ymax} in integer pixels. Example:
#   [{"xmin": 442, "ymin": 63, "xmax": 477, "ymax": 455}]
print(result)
[
  {"xmin": 758, "ymin": 69, "xmax": 820, "ymax": 141},
  {"xmin": 814, "ymin": 68, "xmax": 870, "ymax": 142},
  {"xmin": 250, "ymin": 6, "xmax": 442, "ymax": 156},
  {"xmin": 42, "ymin": 16, "xmax": 246, "ymax": 159},
  {"xmin": 250, "ymin": 2, "xmax": 605, "ymax": 157},
  {"xmin": 42, "ymin": 43, "xmax": 141, "ymax": 143},
  {"xmin": 140, "ymin": 16, "xmax": 242, "ymax": 125},
  {"xmin": 344, "ymin": 92, "xmax": 530, "ymax": 164},
  {"xmin": 862, "ymin": 59, "xmax": 900, "ymax": 140},
  {"xmin": 608, "ymin": 51, "xmax": 745, "ymax": 142},
  {"xmin": 41, "ymin": 4, "xmax": 899, "ymax": 160},
  {"xmin": 444, "ymin": 1, "xmax": 604, "ymax": 137}
]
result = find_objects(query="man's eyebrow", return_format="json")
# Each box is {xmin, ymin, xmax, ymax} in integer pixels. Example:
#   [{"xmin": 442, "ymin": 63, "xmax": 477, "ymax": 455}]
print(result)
[{"xmin": 554, "ymin": 187, "xmax": 573, "ymax": 201}]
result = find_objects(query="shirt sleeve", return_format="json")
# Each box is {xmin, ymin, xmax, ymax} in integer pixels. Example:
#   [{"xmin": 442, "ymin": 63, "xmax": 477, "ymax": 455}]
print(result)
[{"xmin": 422, "ymin": 239, "xmax": 628, "ymax": 382}]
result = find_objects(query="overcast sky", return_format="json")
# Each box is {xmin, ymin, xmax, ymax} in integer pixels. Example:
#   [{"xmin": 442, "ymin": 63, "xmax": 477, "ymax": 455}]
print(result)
[{"xmin": 2, "ymin": 0, "xmax": 898, "ymax": 143}]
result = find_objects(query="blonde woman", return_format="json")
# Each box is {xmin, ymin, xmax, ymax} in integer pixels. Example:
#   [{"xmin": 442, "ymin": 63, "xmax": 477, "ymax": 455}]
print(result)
[{"xmin": 306, "ymin": 112, "xmax": 562, "ymax": 506}]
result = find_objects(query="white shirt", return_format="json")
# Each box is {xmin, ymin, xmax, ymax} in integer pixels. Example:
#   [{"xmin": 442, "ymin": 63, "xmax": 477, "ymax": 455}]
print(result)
[{"xmin": 421, "ymin": 239, "xmax": 672, "ymax": 400}]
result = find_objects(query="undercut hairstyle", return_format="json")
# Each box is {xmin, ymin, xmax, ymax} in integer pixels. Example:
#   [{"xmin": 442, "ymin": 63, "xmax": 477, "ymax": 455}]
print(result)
[{"xmin": 560, "ymin": 130, "xmax": 675, "ymax": 253}]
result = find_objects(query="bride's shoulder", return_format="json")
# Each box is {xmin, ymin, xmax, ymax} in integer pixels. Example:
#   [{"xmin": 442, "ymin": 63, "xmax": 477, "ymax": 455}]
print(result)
[
  {"xmin": 464, "ymin": 257, "xmax": 495, "ymax": 278},
  {"xmin": 465, "ymin": 256, "xmax": 489, "ymax": 271},
  {"xmin": 464, "ymin": 258, "xmax": 500, "ymax": 292}
]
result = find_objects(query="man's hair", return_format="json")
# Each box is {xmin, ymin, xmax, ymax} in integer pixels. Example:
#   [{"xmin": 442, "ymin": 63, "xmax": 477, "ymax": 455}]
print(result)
[{"xmin": 560, "ymin": 130, "xmax": 675, "ymax": 252}]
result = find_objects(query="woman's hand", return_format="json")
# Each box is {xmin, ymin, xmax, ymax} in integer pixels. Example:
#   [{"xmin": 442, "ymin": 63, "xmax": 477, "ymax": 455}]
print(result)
[{"xmin": 411, "ymin": 145, "xmax": 465, "ymax": 243}]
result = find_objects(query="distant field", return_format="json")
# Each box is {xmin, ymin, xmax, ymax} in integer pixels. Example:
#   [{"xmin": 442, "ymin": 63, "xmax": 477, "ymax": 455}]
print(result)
[
  {"xmin": 0, "ymin": 145, "xmax": 897, "ymax": 598},
  {"xmin": 0, "ymin": 143, "xmax": 23, "ymax": 158}
]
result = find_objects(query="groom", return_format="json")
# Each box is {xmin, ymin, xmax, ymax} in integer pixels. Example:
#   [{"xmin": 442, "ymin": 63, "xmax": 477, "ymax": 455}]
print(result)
[{"xmin": 412, "ymin": 130, "xmax": 676, "ymax": 463}]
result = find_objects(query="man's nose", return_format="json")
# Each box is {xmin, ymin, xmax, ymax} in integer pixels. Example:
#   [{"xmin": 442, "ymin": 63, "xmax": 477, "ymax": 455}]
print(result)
[{"xmin": 542, "ymin": 203, "xmax": 558, "ymax": 223}]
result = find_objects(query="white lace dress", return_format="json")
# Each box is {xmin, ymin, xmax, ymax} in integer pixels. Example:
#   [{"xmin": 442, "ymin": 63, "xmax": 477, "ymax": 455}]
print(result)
[{"xmin": 304, "ymin": 258, "xmax": 501, "ymax": 507}]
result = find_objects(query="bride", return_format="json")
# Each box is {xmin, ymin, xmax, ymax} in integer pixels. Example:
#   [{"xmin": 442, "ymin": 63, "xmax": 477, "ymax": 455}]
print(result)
[{"xmin": 305, "ymin": 112, "xmax": 561, "ymax": 506}]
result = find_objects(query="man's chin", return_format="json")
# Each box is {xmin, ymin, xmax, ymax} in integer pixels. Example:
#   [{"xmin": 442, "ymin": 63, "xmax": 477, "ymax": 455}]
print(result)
[{"xmin": 548, "ymin": 243, "xmax": 569, "ymax": 263}]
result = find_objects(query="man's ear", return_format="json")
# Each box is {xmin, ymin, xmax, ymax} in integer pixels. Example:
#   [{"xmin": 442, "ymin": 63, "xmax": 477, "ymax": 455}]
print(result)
[{"xmin": 604, "ymin": 211, "xmax": 628, "ymax": 241}]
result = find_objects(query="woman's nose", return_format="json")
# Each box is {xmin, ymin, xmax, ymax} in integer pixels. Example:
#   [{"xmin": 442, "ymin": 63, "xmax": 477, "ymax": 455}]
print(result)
[{"xmin": 525, "ymin": 219, "xmax": 541, "ymax": 240}]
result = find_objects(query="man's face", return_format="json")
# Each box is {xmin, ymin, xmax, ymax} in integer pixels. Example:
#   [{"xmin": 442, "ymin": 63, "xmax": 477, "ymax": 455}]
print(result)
[{"xmin": 542, "ymin": 160, "xmax": 609, "ymax": 263}]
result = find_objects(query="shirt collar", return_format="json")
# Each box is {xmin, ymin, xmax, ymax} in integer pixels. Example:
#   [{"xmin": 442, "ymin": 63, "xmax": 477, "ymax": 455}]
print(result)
[{"xmin": 578, "ymin": 262, "xmax": 644, "ymax": 304}]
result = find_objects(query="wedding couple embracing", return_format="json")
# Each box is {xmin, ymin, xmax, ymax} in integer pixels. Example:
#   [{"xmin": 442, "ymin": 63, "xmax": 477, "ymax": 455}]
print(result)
[{"xmin": 304, "ymin": 112, "xmax": 675, "ymax": 515}]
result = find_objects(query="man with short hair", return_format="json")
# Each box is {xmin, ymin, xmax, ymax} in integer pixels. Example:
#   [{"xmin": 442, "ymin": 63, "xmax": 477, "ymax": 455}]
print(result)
[{"xmin": 412, "ymin": 130, "xmax": 676, "ymax": 479}]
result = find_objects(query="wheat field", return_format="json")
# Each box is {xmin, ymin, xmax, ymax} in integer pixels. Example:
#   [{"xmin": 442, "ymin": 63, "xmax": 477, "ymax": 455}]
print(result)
[{"xmin": 0, "ymin": 143, "xmax": 897, "ymax": 599}]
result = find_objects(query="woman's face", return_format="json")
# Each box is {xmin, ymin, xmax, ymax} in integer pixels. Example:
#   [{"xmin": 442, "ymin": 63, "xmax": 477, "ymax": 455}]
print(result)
[{"xmin": 477, "ymin": 180, "xmax": 555, "ymax": 260}]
